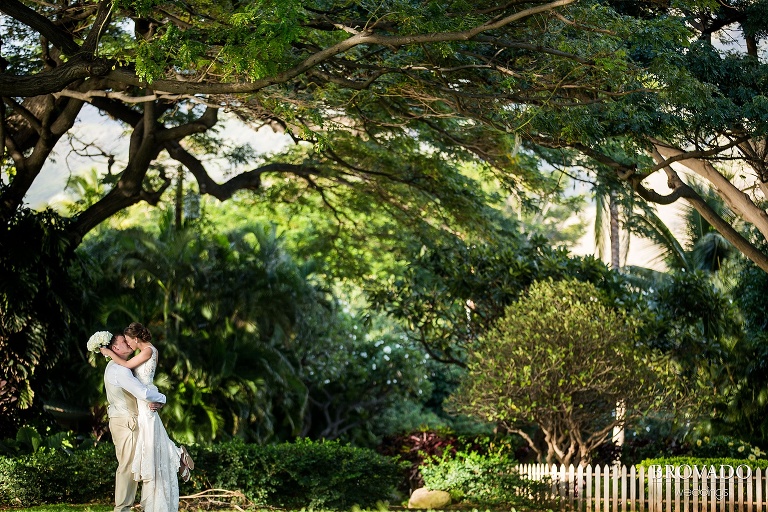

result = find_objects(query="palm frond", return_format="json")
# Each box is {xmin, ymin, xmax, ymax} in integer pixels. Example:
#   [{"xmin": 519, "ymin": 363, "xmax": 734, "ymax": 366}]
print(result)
[
  {"xmin": 692, "ymin": 232, "xmax": 735, "ymax": 272},
  {"xmin": 630, "ymin": 207, "xmax": 690, "ymax": 270}
]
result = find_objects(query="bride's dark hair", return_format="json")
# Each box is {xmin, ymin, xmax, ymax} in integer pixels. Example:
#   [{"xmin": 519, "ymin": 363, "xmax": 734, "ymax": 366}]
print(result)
[{"xmin": 124, "ymin": 322, "xmax": 152, "ymax": 342}]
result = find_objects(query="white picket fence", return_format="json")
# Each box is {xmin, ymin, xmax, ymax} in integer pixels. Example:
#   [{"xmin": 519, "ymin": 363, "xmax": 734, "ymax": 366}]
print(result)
[{"xmin": 515, "ymin": 463, "xmax": 768, "ymax": 512}]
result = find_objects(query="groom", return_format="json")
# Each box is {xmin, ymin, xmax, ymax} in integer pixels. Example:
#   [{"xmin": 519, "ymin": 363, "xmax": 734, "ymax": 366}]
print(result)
[{"xmin": 104, "ymin": 333, "xmax": 166, "ymax": 512}]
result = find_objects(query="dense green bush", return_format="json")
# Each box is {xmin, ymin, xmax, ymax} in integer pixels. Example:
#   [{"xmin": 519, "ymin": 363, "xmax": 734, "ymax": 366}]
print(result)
[
  {"xmin": 378, "ymin": 428, "xmax": 525, "ymax": 491},
  {"xmin": 187, "ymin": 438, "xmax": 405, "ymax": 509},
  {"xmin": 0, "ymin": 438, "xmax": 405, "ymax": 509},
  {"xmin": 0, "ymin": 443, "xmax": 115, "ymax": 507},
  {"xmin": 688, "ymin": 435, "xmax": 766, "ymax": 459},
  {"xmin": 420, "ymin": 450, "xmax": 557, "ymax": 509}
]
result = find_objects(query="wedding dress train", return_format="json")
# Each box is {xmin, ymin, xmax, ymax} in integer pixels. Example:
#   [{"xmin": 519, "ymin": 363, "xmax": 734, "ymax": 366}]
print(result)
[{"xmin": 132, "ymin": 346, "xmax": 183, "ymax": 512}]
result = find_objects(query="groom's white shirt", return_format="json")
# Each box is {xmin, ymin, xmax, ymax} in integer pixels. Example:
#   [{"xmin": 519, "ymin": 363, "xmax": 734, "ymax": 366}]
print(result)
[{"xmin": 104, "ymin": 361, "xmax": 166, "ymax": 418}]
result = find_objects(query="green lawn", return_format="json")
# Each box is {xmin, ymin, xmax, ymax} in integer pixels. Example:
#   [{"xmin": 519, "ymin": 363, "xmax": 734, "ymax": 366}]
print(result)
[
  {"xmin": 1, "ymin": 508, "xmax": 408, "ymax": 512},
  {"xmin": 1, "ymin": 507, "xmax": 245, "ymax": 512},
  {"xmin": 0, "ymin": 507, "xmax": 241, "ymax": 512},
  {"xmin": 1, "ymin": 506, "xmax": 112, "ymax": 512}
]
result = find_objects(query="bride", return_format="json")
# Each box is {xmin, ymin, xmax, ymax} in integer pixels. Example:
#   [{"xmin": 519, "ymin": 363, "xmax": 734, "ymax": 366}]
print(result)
[{"xmin": 102, "ymin": 322, "xmax": 195, "ymax": 512}]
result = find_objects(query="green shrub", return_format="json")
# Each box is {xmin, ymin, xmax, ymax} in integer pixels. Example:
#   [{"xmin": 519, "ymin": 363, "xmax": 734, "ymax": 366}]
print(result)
[
  {"xmin": 419, "ymin": 450, "xmax": 557, "ymax": 509},
  {"xmin": 0, "ymin": 443, "xmax": 115, "ymax": 507},
  {"xmin": 0, "ymin": 426, "xmax": 84, "ymax": 456},
  {"xmin": 187, "ymin": 438, "xmax": 405, "ymax": 509},
  {"xmin": 0, "ymin": 438, "xmax": 405, "ymax": 510},
  {"xmin": 688, "ymin": 435, "xmax": 766, "ymax": 459}
]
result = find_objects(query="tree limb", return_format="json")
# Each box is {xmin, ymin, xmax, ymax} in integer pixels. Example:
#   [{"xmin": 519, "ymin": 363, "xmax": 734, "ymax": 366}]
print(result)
[
  {"xmin": 652, "ymin": 139, "xmax": 768, "ymax": 243},
  {"xmin": 81, "ymin": 1, "xmax": 113, "ymax": 56},
  {"xmin": 0, "ymin": 57, "xmax": 110, "ymax": 97},
  {"xmin": 0, "ymin": 0, "xmax": 81, "ymax": 56},
  {"xmin": 649, "ymin": 147, "xmax": 768, "ymax": 273},
  {"xmin": 164, "ymin": 140, "xmax": 323, "ymax": 201}
]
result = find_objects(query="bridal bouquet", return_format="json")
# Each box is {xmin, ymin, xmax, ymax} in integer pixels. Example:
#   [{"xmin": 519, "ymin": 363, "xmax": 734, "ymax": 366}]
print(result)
[{"xmin": 87, "ymin": 331, "xmax": 113, "ymax": 353}]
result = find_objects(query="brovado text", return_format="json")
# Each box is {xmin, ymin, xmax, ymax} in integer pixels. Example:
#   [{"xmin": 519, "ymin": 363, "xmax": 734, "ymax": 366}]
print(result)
[{"xmin": 649, "ymin": 465, "xmax": 752, "ymax": 481}]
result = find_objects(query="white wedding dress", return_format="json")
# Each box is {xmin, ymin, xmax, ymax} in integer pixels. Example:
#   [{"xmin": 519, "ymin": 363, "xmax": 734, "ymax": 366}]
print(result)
[{"xmin": 132, "ymin": 346, "xmax": 182, "ymax": 512}]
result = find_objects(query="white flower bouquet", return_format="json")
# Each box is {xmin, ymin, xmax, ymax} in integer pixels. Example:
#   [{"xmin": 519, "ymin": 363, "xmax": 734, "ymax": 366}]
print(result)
[{"xmin": 87, "ymin": 331, "xmax": 113, "ymax": 353}]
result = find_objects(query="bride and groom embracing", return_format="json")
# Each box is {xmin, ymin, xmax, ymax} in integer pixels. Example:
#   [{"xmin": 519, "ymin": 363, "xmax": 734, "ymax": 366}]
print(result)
[{"xmin": 89, "ymin": 322, "xmax": 195, "ymax": 512}]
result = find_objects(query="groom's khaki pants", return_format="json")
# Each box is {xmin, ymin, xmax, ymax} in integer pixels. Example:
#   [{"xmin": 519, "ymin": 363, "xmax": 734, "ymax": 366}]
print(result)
[{"xmin": 109, "ymin": 416, "xmax": 139, "ymax": 512}]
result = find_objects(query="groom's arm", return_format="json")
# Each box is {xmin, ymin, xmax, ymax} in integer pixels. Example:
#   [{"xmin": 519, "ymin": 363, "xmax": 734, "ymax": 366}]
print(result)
[{"xmin": 110, "ymin": 365, "xmax": 166, "ymax": 404}]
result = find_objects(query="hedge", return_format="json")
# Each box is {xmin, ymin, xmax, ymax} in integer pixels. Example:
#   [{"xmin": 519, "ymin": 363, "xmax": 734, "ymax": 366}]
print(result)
[
  {"xmin": 0, "ymin": 443, "xmax": 116, "ymax": 507},
  {"xmin": 0, "ymin": 438, "xmax": 405, "ymax": 509}
]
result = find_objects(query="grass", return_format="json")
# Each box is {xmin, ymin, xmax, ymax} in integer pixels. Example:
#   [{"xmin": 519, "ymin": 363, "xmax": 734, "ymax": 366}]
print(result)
[
  {"xmin": 0, "ymin": 508, "xmax": 381, "ymax": 512},
  {"xmin": 0, "ymin": 506, "xmax": 408, "ymax": 512},
  {"xmin": 0, "ymin": 506, "xmax": 112, "ymax": 512},
  {"xmin": 0, "ymin": 502, "xmax": 504, "ymax": 512},
  {"xmin": 1, "ymin": 507, "xmax": 245, "ymax": 512}
]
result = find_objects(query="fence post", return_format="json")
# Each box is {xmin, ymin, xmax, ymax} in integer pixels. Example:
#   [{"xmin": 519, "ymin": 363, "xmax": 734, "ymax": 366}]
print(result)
[
  {"xmin": 673, "ymin": 464, "xmax": 680, "ymax": 512},
  {"xmin": 655, "ymin": 464, "xmax": 663, "ymax": 512},
  {"xmin": 728, "ymin": 471, "xmax": 735, "ymax": 512},
  {"xmin": 596, "ymin": 464, "xmax": 602, "ymax": 512},
  {"xmin": 569, "ymin": 464, "xmax": 576, "ymax": 510},
  {"xmin": 560, "ymin": 464, "xmax": 567, "ymax": 503},
  {"xmin": 577, "ymin": 464, "xmax": 584, "ymax": 512},
  {"xmin": 551, "ymin": 464, "xmax": 559, "ymax": 497},
  {"xmin": 620, "ymin": 465, "xmax": 627, "ymax": 512}
]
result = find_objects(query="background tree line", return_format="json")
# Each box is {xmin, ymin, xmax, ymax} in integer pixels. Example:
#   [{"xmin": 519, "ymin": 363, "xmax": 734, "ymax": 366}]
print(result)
[
  {"xmin": 4, "ymin": 176, "xmax": 768, "ymax": 464},
  {"xmin": 3, "ymin": 0, "xmax": 768, "ymax": 462}
]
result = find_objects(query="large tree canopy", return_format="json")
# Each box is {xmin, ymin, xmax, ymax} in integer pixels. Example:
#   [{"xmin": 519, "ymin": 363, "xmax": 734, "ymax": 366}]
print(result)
[
  {"xmin": 1, "ymin": 0, "xmax": 681, "ymax": 244},
  {"xmin": 6, "ymin": 0, "xmax": 768, "ymax": 442},
  {"xmin": 4, "ymin": 0, "xmax": 768, "ymax": 273}
]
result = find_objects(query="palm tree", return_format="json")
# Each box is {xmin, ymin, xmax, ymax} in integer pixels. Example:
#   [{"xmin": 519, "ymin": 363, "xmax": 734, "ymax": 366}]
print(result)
[{"xmin": 594, "ymin": 188, "xmax": 625, "ymax": 270}]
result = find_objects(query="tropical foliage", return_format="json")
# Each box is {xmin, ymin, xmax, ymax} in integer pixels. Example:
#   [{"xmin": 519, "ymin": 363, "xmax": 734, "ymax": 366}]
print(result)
[
  {"xmin": 368, "ymin": 231, "xmax": 619, "ymax": 366},
  {"xmin": 42, "ymin": 211, "xmax": 433, "ymax": 444},
  {"xmin": 0, "ymin": 209, "xmax": 80, "ymax": 437},
  {"xmin": 5, "ymin": 0, "xmax": 768, "ymax": 274}
]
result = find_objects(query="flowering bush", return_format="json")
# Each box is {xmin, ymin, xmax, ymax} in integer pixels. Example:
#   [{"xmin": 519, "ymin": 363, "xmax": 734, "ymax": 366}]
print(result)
[
  {"xmin": 86, "ymin": 331, "xmax": 112, "ymax": 353},
  {"xmin": 690, "ymin": 435, "xmax": 765, "ymax": 460}
]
